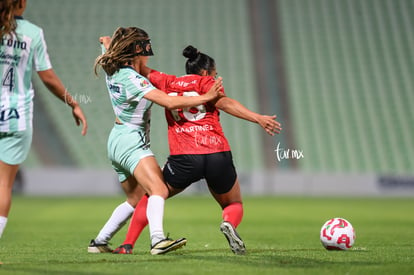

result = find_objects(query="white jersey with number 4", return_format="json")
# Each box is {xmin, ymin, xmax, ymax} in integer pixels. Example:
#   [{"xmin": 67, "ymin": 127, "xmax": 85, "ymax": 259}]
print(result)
[{"xmin": 0, "ymin": 17, "xmax": 52, "ymax": 132}]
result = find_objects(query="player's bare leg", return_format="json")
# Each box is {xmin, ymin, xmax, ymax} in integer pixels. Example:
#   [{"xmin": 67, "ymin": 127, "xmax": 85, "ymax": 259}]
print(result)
[
  {"xmin": 133, "ymin": 156, "xmax": 186, "ymax": 255},
  {"xmin": 0, "ymin": 161, "xmax": 19, "ymax": 239}
]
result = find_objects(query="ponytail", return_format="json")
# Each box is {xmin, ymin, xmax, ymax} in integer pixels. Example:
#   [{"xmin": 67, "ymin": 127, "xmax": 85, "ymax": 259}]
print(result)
[
  {"xmin": 182, "ymin": 45, "xmax": 215, "ymax": 75},
  {"xmin": 0, "ymin": 0, "xmax": 17, "ymax": 38}
]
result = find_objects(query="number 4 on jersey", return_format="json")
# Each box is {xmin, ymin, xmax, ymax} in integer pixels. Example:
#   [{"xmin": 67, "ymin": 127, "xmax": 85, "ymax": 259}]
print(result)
[{"xmin": 2, "ymin": 67, "xmax": 15, "ymax": 92}]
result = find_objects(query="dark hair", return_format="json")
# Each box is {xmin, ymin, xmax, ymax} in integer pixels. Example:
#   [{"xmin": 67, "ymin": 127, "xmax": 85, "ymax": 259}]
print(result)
[
  {"xmin": 0, "ymin": 0, "xmax": 18, "ymax": 38},
  {"xmin": 94, "ymin": 27, "xmax": 150, "ymax": 76},
  {"xmin": 182, "ymin": 45, "xmax": 215, "ymax": 75}
]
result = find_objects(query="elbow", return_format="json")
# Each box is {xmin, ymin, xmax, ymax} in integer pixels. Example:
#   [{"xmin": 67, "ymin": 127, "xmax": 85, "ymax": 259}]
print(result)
[
  {"xmin": 39, "ymin": 74, "xmax": 52, "ymax": 87},
  {"xmin": 163, "ymin": 99, "xmax": 177, "ymax": 110},
  {"xmin": 215, "ymin": 97, "xmax": 231, "ymax": 111},
  {"xmin": 41, "ymin": 79, "xmax": 55, "ymax": 91},
  {"xmin": 216, "ymin": 102, "xmax": 230, "ymax": 112},
  {"xmin": 38, "ymin": 70, "xmax": 57, "ymax": 90}
]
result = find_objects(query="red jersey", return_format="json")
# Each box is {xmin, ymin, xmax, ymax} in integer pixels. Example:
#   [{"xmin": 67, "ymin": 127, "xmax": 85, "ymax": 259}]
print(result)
[{"xmin": 149, "ymin": 70, "xmax": 231, "ymax": 155}]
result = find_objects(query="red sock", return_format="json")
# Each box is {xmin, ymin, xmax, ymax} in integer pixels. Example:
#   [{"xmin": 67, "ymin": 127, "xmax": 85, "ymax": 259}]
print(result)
[
  {"xmin": 123, "ymin": 195, "xmax": 149, "ymax": 247},
  {"xmin": 222, "ymin": 202, "xmax": 243, "ymax": 228}
]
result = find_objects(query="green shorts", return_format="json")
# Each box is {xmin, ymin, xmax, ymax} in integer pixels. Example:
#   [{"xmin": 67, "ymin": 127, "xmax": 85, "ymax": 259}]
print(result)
[
  {"xmin": 0, "ymin": 129, "xmax": 33, "ymax": 165},
  {"xmin": 107, "ymin": 124, "xmax": 154, "ymax": 183}
]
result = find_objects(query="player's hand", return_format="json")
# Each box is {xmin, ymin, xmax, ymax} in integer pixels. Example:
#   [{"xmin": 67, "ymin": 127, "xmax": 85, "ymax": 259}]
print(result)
[
  {"xmin": 72, "ymin": 104, "xmax": 88, "ymax": 136},
  {"xmin": 100, "ymin": 36, "xmax": 111, "ymax": 50},
  {"xmin": 258, "ymin": 115, "xmax": 282, "ymax": 136},
  {"xmin": 205, "ymin": 77, "xmax": 224, "ymax": 101}
]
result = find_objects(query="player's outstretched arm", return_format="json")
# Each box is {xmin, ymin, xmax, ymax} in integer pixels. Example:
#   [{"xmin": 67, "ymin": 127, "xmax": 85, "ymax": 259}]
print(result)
[
  {"xmin": 37, "ymin": 69, "xmax": 88, "ymax": 136},
  {"xmin": 215, "ymin": 97, "xmax": 281, "ymax": 136},
  {"xmin": 145, "ymin": 77, "xmax": 223, "ymax": 110}
]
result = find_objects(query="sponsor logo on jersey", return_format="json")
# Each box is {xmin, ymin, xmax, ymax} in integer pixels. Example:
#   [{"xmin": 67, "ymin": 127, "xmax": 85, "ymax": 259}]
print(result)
[
  {"xmin": 0, "ymin": 107, "xmax": 20, "ymax": 122},
  {"xmin": 1, "ymin": 38, "xmax": 27, "ymax": 50},
  {"xmin": 140, "ymin": 79, "xmax": 150, "ymax": 88}
]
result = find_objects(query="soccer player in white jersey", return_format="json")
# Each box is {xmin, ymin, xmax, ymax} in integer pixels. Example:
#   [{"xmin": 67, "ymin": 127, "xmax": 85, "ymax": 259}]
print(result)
[
  {"xmin": 0, "ymin": 0, "xmax": 88, "ymax": 245},
  {"xmin": 91, "ymin": 26, "xmax": 223, "ymax": 255}
]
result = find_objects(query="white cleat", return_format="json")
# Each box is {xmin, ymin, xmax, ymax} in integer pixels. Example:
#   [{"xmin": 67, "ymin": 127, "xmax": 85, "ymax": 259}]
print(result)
[
  {"xmin": 150, "ymin": 237, "xmax": 187, "ymax": 255},
  {"xmin": 87, "ymin": 239, "xmax": 113, "ymax": 253},
  {"xmin": 220, "ymin": 221, "xmax": 246, "ymax": 255}
]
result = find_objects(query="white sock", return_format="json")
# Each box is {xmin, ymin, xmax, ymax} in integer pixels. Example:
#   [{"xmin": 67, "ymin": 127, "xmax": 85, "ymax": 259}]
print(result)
[
  {"xmin": 147, "ymin": 195, "xmax": 166, "ymax": 246},
  {"xmin": 95, "ymin": 202, "xmax": 134, "ymax": 244},
  {"xmin": 0, "ymin": 216, "xmax": 8, "ymax": 238}
]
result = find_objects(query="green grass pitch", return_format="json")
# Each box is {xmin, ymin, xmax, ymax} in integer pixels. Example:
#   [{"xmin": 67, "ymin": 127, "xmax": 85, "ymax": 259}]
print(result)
[{"xmin": 0, "ymin": 196, "xmax": 413, "ymax": 274}]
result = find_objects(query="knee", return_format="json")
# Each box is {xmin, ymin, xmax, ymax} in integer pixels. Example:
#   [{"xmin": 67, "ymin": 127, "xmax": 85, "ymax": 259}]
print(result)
[{"xmin": 146, "ymin": 184, "xmax": 169, "ymax": 199}]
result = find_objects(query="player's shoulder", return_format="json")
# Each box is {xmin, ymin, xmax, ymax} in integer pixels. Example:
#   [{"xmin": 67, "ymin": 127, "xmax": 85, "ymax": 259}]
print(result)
[
  {"xmin": 199, "ymin": 75, "xmax": 216, "ymax": 85},
  {"xmin": 16, "ymin": 18, "xmax": 43, "ymax": 36},
  {"xmin": 168, "ymin": 74, "xmax": 200, "ymax": 89},
  {"xmin": 177, "ymin": 74, "xmax": 214, "ymax": 85},
  {"xmin": 121, "ymin": 68, "xmax": 140, "ymax": 80},
  {"xmin": 123, "ymin": 68, "xmax": 153, "ymax": 90},
  {"xmin": 198, "ymin": 75, "xmax": 217, "ymax": 91},
  {"xmin": 150, "ymin": 69, "xmax": 176, "ymax": 81},
  {"xmin": 111, "ymin": 67, "xmax": 138, "ymax": 83}
]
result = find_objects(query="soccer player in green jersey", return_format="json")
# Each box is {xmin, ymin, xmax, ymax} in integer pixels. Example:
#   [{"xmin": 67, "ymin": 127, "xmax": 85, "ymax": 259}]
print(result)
[
  {"xmin": 0, "ymin": 0, "xmax": 88, "ymax": 242},
  {"xmin": 91, "ymin": 27, "xmax": 222, "ymax": 255}
]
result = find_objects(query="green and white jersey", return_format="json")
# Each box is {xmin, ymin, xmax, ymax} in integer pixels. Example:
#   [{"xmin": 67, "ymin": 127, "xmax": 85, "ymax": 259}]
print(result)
[
  {"xmin": 106, "ymin": 66, "xmax": 155, "ymax": 131},
  {"xmin": 0, "ymin": 17, "xmax": 52, "ymax": 132}
]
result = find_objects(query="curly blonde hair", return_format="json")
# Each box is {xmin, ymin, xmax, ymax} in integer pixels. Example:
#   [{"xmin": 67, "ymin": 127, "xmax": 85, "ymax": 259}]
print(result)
[{"xmin": 94, "ymin": 27, "xmax": 150, "ymax": 76}]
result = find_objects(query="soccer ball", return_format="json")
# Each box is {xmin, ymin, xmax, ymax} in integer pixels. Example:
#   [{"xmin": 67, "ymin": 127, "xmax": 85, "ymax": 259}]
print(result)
[{"xmin": 320, "ymin": 217, "xmax": 355, "ymax": 250}]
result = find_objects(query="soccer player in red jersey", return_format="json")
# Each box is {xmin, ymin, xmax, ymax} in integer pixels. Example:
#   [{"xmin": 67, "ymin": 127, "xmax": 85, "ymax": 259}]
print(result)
[
  {"xmin": 88, "ymin": 36, "xmax": 281, "ymax": 254},
  {"xmin": 110, "ymin": 44, "xmax": 282, "ymax": 255},
  {"xmin": 88, "ymin": 29, "xmax": 223, "ymax": 255}
]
